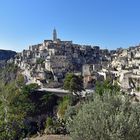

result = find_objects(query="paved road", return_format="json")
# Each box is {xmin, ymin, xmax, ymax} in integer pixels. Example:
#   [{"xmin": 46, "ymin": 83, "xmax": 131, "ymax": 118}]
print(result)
[
  {"xmin": 22, "ymin": 70, "xmax": 94, "ymax": 96},
  {"xmin": 38, "ymin": 88, "xmax": 69, "ymax": 94},
  {"xmin": 38, "ymin": 88, "xmax": 94, "ymax": 97}
]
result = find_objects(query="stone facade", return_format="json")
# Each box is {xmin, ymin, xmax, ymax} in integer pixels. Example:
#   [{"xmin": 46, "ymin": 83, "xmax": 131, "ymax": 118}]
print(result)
[{"xmin": 14, "ymin": 29, "xmax": 113, "ymax": 88}]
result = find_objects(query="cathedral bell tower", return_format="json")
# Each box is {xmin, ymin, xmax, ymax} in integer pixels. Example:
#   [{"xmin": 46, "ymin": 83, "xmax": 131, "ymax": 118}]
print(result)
[{"xmin": 53, "ymin": 28, "xmax": 57, "ymax": 41}]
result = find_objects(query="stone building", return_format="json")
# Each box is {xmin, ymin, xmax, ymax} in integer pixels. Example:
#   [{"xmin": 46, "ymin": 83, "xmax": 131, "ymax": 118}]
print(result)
[{"xmin": 14, "ymin": 29, "xmax": 110, "ymax": 87}]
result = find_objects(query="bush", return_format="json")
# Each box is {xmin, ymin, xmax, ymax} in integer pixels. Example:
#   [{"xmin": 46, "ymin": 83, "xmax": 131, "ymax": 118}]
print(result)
[
  {"xmin": 57, "ymin": 96, "xmax": 70, "ymax": 119},
  {"xmin": 46, "ymin": 117, "xmax": 53, "ymax": 127},
  {"xmin": 36, "ymin": 58, "xmax": 45, "ymax": 64},
  {"xmin": 68, "ymin": 93, "xmax": 140, "ymax": 140},
  {"xmin": 45, "ymin": 118, "xmax": 67, "ymax": 135},
  {"xmin": 95, "ymin": 79, "xmax": 120, "ymax": 96},
  {"xmin": 45, "ymin": 117, "xmax": 54, "ymax": 134}
]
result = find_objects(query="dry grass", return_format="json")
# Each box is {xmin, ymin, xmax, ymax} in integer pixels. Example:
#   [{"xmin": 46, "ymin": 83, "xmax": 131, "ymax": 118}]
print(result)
[{"xmin": 30, "ymin": 134, "xmax": 71, "ymax": 140}]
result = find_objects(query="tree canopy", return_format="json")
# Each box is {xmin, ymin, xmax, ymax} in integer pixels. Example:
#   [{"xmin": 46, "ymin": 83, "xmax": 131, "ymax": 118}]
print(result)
[
  {"xmin": 63, "ymin": 73, "xmax": 84, "ymax": 96},
  {"xmin": 95, "ymin": 79, "xmax": 120, "ymax": 96},
  {"xmin": 68, "ymin": 93, "xmax": 140, "ymax": 140}
]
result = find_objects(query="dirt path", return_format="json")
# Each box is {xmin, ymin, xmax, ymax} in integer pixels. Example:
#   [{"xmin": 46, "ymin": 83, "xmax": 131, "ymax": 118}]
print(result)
[{"xmin": 30, "ymin": 135, "xmax": 71, "ymax": 140}]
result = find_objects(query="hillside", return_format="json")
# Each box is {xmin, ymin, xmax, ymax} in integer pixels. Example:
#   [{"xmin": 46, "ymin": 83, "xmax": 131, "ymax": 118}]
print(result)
[
  {"xmin": 0, "ymin": 49, "xmax": 16, "ymax": 67},
  {"xmin": 0, "ymin": 49, "xmax": 16, "ymax": 60}
]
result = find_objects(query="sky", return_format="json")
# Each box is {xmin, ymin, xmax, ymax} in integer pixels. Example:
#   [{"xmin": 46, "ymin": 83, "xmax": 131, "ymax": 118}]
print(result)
[{"xmin": 0, "ymin": 0, "xmax": 140, "ymax": 52}]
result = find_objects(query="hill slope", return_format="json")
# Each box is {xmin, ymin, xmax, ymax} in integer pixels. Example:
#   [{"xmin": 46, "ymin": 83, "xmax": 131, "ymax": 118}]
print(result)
[
  {"xmin": 0, "ymin": 49, "xmax": 16, "ymax": 60},
  {"xmin": 0, "ymin": 49, "xmax": 16, "ymax": 67}
]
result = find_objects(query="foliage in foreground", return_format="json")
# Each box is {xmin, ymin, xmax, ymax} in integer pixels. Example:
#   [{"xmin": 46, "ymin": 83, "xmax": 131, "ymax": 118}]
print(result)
[
  {"xmin": 68, "ymin": 93, "xmax": 140, "ymax": 140},
  {"xmin": 57, "ymin": 96, "xmax": 70, "ymax": 119},
  {"xmin": 0, "ymin": 63, "xmax": 63, "ymax": 139},
  {"xmin": 0, "ymin": 81, "xmax": 31, "ymax": 139},
  {"xmin": 45, "ymin": 117, "xmax": 67, "ymax": 135}
]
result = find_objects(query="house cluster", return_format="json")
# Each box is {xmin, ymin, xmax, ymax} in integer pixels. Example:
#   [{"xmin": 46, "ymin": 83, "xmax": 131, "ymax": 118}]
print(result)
[
  {"xmin": 110, "ymin": 46, "xmax": 140, "ymax": 94},
  {"xmin": 14, "ymin": 29, "xmax": 114, "ymax": 88},
  {"xmin": 14, "ymin": 29, "xmax": 140, "ymax": 93}
]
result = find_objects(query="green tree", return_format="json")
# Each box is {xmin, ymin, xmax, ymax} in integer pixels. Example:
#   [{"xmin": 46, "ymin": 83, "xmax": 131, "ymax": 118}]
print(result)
[
  {"xmin": 0, "ymin": 82, "xmax": 39, "ymax": 139},
  {"xmin": 0, "ymin": 63, "xmax": 41, "ymax": 139},
  {"xmin": 64, "ymin": 73, "xmax": 84, "ymax": 96},
  {"xmin": 95, "ymin": 79, "xmax": 120, "ymax": 96},
  {"xmin": 36, "ymin": 58, "xmax": 45, "ymax": 64},
  {"xmin": 68, "ymin": 93, "xmax": 140, "ymax": 140},
  {"xmin": 0, "ymin": 81, "xmax": 26, "ymax": 139}
]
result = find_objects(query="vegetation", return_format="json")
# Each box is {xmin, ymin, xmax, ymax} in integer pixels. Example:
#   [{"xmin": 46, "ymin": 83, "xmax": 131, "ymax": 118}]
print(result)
[
  {"xmin": 136, "ymin": 86, "xmax": 140, "ymax": 92},
  {"xmin": 95, "ymin": 79, "xmax": 120, "ymax": 96},
  {"xmin": 45, "ymin": 118, "xmax": 67, "ymax": 135},
  {"xmin": 0, "ymin": 64, "xmax": 61, "ymax": 139},
  {"xmin": 0, "ymin": 64, "xmax": 140, "ymax": 140},
  {"xmin": 16, "ymin": 74, "xmax": 25, "ymax": 88},
  {"xmin": 0, "ymin": 63, "xmax": 19, "ymax": 84},
  {"xmin": 0, "ymin": 79, "xmax": 61, "ymax": 139},
  {"xmin": 68, "ymin": 92, "xmax": 140, "ymax": 140},
  {"xmin": 57, "ymin": 96, "xmax": 71, "ymax": 119},
  {"xmin": 64, "ymin": 73, "xmax": 84, "ymax": 96},
  {"xmin": 36, "ymin": 58, "xmax": 45, "ymax": 64},
  {"xmin": 0, "ymin": 81, "xmax": 31, "ymax": 139}
]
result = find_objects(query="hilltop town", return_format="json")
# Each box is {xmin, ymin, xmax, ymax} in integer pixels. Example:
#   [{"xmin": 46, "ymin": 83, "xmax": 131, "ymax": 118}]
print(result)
[
  {"xmin": 14, "ymin": 29, "xmax": 140, "ymax": 96},
  {"xmin": 1, "ymin": 30, "xmax": 140, "ymax": 140}
]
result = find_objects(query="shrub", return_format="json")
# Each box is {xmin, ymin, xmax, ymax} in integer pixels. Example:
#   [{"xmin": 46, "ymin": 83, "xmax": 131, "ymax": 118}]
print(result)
[
  {"xmin": 45, "ymin": 118, "xmax": 67, "ymax": 135},
  {"xmin": 36, "ymin": 58, "xmax": 45, "ymax": 64},
  {"xmin": 46, "ymin": 117, "xmax": 53, "ymax": 127},
  {"xmin": 45, "ymin": 117, "xmax": 54, "ymax": 134},
  {"xmin": 68, "ymin": 93, "xmax": 140, "ymax": 140},
  {"xmin": 57, "ymin": 96, "xmax": 70, "ymax": 119}
]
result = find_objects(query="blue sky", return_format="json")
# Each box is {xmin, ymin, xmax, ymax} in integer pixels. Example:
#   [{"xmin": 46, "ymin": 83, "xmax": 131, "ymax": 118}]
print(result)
[{"xmin": 0, "ymin": 0, "xmax": 140, "ymax": 52}]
